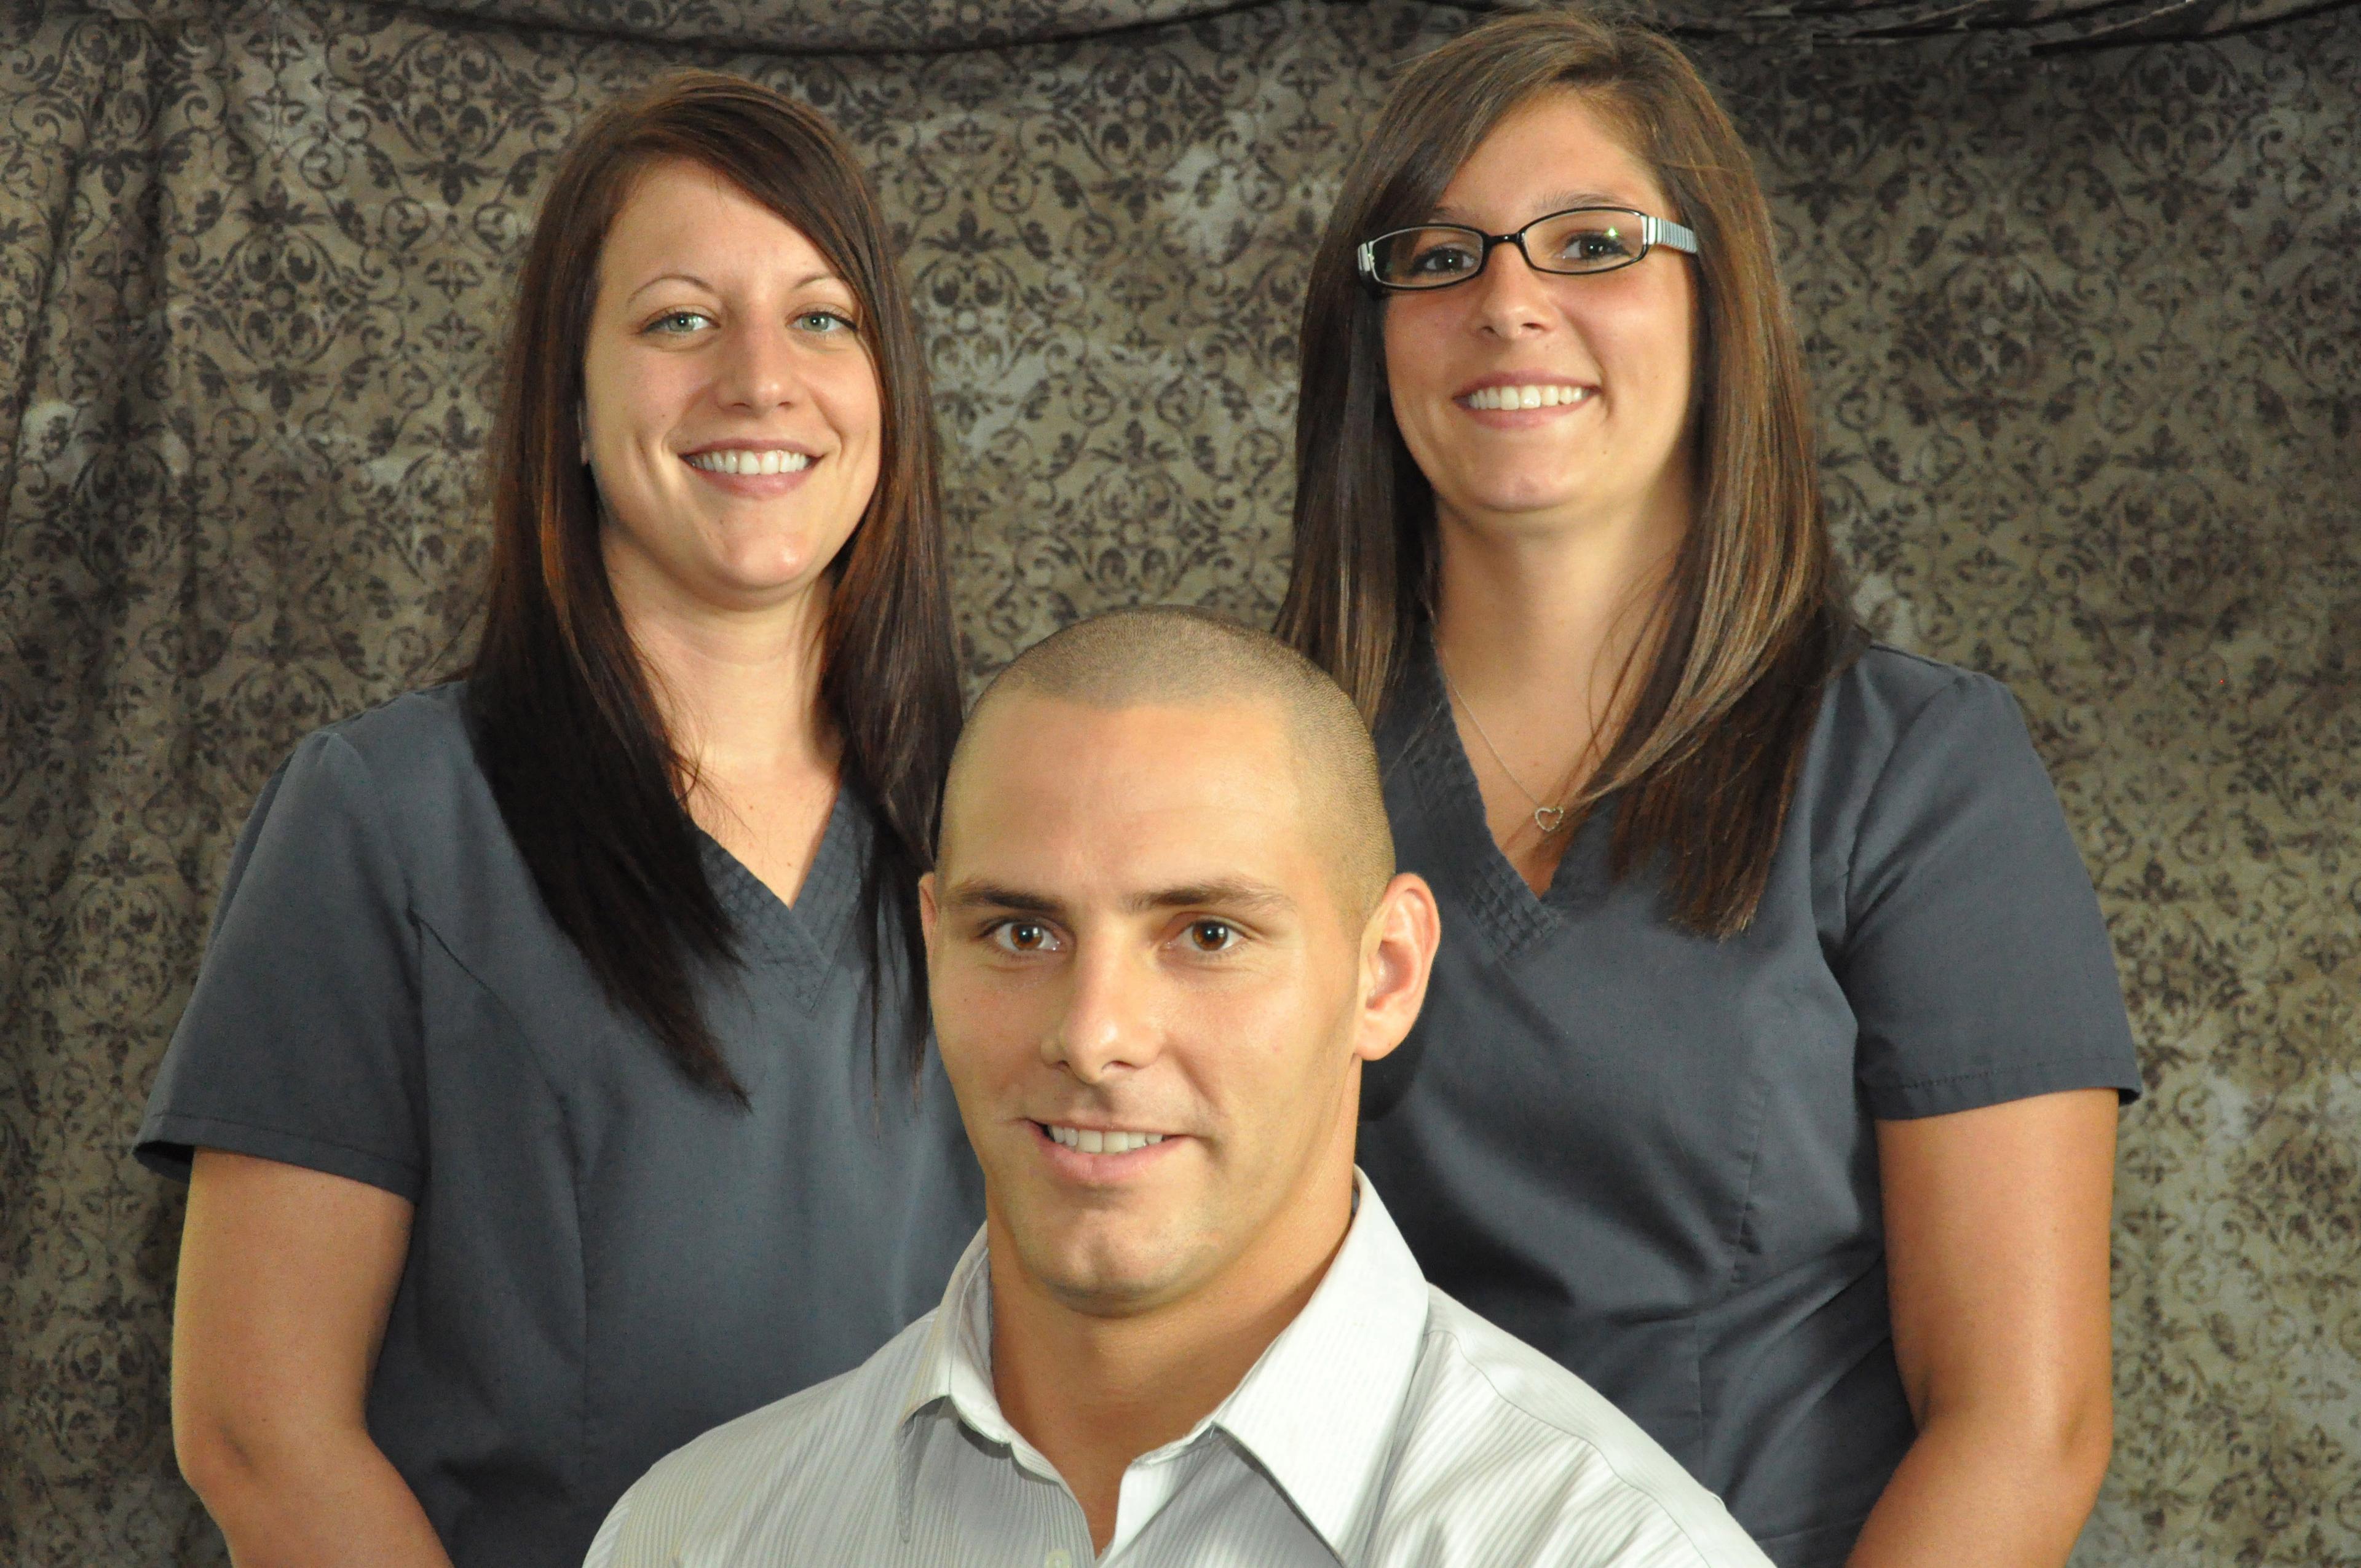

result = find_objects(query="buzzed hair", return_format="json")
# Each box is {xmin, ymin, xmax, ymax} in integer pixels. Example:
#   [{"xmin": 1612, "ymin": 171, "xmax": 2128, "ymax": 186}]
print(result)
[{"xmin": 945, "ymin": 606, "xmax": 1397, "ymax": 914}]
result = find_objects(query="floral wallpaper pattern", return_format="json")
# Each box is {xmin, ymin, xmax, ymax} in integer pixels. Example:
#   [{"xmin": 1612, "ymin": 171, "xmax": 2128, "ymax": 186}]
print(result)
[{"xmin": 2, "ymin": 1, "xmax": 2355, "ymax": 1563}]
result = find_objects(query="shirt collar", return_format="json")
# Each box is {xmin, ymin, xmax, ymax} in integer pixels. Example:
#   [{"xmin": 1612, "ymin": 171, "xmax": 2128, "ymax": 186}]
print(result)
[
  {"xmin": 893, "ymin": 1175, "xmax": 1432, "ymax": 1561},
  {"xmin": 897, "ymin": 1224, "xmax": 1015, "ymax": 1445},
  {"xmin": 1200, "ymin": 1174, "xmax": 1431, "ymax": 1559}
]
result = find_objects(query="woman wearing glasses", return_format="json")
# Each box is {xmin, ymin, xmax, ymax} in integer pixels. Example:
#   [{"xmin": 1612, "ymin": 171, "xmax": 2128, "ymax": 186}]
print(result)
[
  {"xmin": 1281, "ymin": 14, "xmax": 2137, "ymax": 1567},
  {"xmin": 139, "ymin": 75, "xmax": 979, "ymax": 1568}
]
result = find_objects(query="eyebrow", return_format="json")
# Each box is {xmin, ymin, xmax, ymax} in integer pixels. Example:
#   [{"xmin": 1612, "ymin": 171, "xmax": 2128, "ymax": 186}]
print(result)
[
  {"xmin": 938, "ymin": 881, "xmax": 1065, "ymax": 919},
  {"xmin": 1125, "ymin": 879, "xmax": 1295, "ymax": 917},
  {"xmin": 623, "ymin": 269, "xmax": 844, "ymax": 304},
  {"xmin": 625, "ymin": 271, "xmax": 714, "ymax": 304},
  {"xmin": 1426, "ymin": 190, "xmax": 1628, "ymax": 225},
  {"xmin": 936, "ymin": 877, "xmax": 1297, "ymax": 919}
]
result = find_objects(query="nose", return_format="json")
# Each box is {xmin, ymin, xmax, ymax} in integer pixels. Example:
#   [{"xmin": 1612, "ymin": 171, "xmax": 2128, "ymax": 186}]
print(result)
[
  {"xmin": 1043, "ymin": 941, "xmax": 1162, "ymax": 1085},
  {"xmin": 714, "ymin": 318, "xmax": 802, "ymax": 413},
  {"xmin": 1464, "ymin": 239, "xmax": 1554, "ymax": 338}
]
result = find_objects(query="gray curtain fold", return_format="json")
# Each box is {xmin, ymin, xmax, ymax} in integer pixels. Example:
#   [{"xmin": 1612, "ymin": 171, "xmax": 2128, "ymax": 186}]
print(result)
[
  {"xmin": 76, "ymin": 0, "xmax": 2361, "ymax": 48},
  {"xmin": 85, "ymin": 0, "xmax": 1276, "ymax": 50},
  {"xmin": 1615, "ymin": 0, "xmax": 2361, "ymax": 44}
]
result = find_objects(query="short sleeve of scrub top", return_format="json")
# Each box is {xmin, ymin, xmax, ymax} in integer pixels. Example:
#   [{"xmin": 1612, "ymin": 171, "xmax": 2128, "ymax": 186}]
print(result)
[
  {"xmin": 136, "ymin": 685, "xmax": 984, "ymax": 1568},
  {"xmin": 1357, "ymin": 641, "xmax": 2141, "ymax": 1568}
]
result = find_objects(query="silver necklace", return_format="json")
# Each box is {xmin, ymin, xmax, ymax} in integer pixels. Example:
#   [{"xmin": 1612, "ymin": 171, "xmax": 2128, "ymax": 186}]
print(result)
[{"xmin": 1438, "ymin": 659, "xmax": 1570, "ymax": 836}]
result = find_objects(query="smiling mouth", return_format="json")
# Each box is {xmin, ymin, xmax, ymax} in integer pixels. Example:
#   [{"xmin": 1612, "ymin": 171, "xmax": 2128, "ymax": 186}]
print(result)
[
  {"xmin": 1038, "ymin": 1122, "xmax": 1167, "ymax": 1155},
  {"xmin": 1460, "ymin": 384, "xmax": 1594, "ymax": 411},
  {"xmin": 684, "ymin": 449, "xmax": 813, "ymax": 475}
]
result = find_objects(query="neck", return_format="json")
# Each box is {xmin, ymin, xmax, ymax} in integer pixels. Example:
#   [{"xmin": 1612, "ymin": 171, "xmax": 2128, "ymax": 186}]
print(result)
[
  {"xmin": 1430, "ymin": 482, "xmax": 1688, "ymax": 747},
  {"xmin": 988, "ymin": 1156, "xmax": 1358, "ymax": 1551},
  {"xmin": 607, "ymin": 551, "xmax": 837, "ymax": 791}
]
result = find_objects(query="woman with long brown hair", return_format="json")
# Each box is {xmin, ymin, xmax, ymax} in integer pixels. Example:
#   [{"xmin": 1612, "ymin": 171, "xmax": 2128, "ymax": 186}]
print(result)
[
  {"xmin": 1281, "ymin": 13, "xmax": 2138, "ymax": 1566},
  {"xmin": 136, "ymin": 74, "xmax": 978, "ymax": 1568}
]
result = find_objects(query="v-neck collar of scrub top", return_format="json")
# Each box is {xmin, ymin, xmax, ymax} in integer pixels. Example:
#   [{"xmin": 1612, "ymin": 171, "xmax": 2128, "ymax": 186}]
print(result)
[
  {"xmin": 694, "ymin": 783, "xmax": 866, "ymax": 1012},
  {"xmin": 1386, "ymin": 638, "xmax": 1620, "ymax": 964}
]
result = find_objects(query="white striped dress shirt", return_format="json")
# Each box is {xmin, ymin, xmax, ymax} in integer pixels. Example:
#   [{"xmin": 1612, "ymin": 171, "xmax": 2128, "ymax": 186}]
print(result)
[{"xmin": 585, "ymin": 1177, "xmax": 1773, "ymax": 1567}]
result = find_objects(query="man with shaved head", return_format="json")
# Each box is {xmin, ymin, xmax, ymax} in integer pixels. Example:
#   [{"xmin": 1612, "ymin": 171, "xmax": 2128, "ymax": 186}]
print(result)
[
  {"xmin": 588, "ymin": 608, "xmax": 1772, "ymax": 1568},
  {"xmin": 947, "ymin": 604, "xmax": 1401, "ymax": 914}
]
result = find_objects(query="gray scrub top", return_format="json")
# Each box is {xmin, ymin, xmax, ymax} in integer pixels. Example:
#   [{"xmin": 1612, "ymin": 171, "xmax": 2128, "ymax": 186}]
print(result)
[
  {"xmin": 1358, "ymin": 641, "xmax": 2142, "ymax": 1568},
  {"xmin": 136, "ymin": 685, "xmax": 984, "ymax": 1568}
]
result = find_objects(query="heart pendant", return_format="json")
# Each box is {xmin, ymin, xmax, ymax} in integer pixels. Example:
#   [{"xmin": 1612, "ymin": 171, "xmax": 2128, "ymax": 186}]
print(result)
[{"xmin": 1532, "ymin": 805, "xmax": 1567, "ymax": 834}]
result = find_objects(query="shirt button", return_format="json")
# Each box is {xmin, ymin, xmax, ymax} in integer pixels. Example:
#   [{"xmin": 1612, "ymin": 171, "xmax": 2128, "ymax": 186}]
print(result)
[{"xmin": 1045, "ymin": 1553, "xmax": 1073, "ymax": 1568}]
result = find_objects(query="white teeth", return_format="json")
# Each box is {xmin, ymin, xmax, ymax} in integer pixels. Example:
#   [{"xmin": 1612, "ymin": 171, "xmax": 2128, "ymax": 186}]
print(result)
[
  {"xmin": 1464, "ymin": 384, "xmax": 1591, "ymax": 411},
  {"xmin": 687, "ymin": 449, "xmax": 813, "ymax": 475},
  {"xmin": 1045, "ymin": 1125, "xmax": 1166, "ymax": 1154}
]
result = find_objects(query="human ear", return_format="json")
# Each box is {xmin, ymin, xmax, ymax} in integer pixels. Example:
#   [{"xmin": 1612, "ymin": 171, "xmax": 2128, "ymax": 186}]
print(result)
[
  {"xmin": 1353, "ymin": 873, "xmax": 1439, "ymax": 1063},
  {"xmin": 918, "ymin": 873, "xmax": 939, "ymax": 951}
]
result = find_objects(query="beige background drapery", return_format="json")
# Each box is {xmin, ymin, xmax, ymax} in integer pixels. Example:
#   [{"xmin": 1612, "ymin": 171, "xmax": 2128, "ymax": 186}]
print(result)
[{"xmin": 4, "ymin": 1, "xmax": 2357, "ymax": 1562}]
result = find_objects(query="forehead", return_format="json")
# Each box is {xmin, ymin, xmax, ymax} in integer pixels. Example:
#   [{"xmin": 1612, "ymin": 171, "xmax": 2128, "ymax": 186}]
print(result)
[
  {"xmin": 598, "ymin": 158, "xmax": 835, "ymax": 288},
  {"xmin": 1435, "ymin": 90, "xmax": 1669, "ymax": 221},
  {"xmin": 946, "ymin": 694, "xmax": 1318, "ymax": 895}
]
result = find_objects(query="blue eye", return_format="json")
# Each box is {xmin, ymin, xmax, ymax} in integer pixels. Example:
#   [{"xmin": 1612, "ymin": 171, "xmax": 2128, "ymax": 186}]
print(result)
[
  {"xmin": 644, "ymin": 309, "xmax": 713, "ymax": 336},
  {"xmin": 797, "ymin": 309, "xmax": 856, "ymax": 334}
]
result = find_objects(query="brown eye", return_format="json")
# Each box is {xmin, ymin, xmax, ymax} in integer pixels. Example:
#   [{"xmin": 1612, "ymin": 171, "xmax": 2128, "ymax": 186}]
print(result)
[
  {"xmin": 991, "ymin": 921, "xmax": 1057, "ymax": 955},
  {"xmin": 1186, "ymin": 921, "xmax": 1236, "ymax": 953}
]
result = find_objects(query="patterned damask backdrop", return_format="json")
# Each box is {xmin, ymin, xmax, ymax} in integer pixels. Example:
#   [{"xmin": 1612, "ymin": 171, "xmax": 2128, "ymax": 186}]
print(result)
[{"xmin": 2, "ymin": 1, "xmax": 2356, "ymax": 1563}]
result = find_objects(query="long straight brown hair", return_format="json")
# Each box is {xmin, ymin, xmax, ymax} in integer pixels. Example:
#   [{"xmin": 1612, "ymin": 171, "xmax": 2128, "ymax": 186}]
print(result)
[
  {"xmin": 1276, "ymin": 10, "xmax": 1859, "ymax": 936},
  {"xmin": 467, "ymin": 72, "xmax": 959, "ymax": 1096}
]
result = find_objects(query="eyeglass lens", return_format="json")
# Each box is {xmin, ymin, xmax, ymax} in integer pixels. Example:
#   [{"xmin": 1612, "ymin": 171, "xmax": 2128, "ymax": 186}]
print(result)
[{"xmin": 1371, "ymin": 210, "xmax": 1648, "ymax": 288}]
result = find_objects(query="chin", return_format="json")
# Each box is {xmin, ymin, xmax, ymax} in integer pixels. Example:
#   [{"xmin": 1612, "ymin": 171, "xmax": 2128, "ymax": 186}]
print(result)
[
  {"xmin": 706, "ymin": 545, "xmax": 837, "ymax": 601},
  {"xmin": 1022, "ymin": 1228, "xmax": 1196, "ymax": 1318},
  {"xmin": 1446, "ymin": 490, "xmax": 1592, "ymax": 533},
  {"xmin": 716, "ymin": 526, "xmax": 830, "ymax": 574},
  {"xmin": 1041, "ymin": 1270, "xmax": 1169, "ymax": 1318},
  {"xmin": 1433, "ymin": 457, "xmax": 1580, "ymax": 510}
]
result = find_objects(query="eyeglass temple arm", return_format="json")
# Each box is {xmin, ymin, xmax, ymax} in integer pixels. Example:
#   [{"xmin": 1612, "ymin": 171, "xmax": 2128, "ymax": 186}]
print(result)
[{"xmin": 1643, "ymin": 216, "xmax": 1699, "ymax": 255}]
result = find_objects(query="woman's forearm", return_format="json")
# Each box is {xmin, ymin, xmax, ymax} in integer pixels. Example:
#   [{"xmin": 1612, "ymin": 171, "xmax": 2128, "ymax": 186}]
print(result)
[
  {"xmin": 181, "ymin": 1417, "xmax": 453, "ymax": 1568},
  {"xmin": 175, "ymin": 1152, "xmax": 442, "ymax": 1567},
  {"xmin": 1844, "ymin": 1393, "xmax": 2111, "ymax": 1567},
  {"xmin": 1862, "ymin": 1091, "xmax": 2120, "ymax": 1567}
]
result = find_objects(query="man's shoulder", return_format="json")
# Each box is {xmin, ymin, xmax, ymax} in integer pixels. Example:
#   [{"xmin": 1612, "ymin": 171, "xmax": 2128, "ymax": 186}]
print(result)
[
  {"xmin": 1414, "ymin": 1288, "xmax": 1690, "ymax": 1467},
  {"xmin": 1372, "ymin": 1288, "xmax": 1771, "ymax": 1567},
  {"xmin": 594, "ymin": 1312, "xmax": 938, "ymax": 1565}
]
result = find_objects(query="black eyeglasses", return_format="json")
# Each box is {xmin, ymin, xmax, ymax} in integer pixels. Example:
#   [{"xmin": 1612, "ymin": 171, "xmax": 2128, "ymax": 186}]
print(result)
[{"xmin": 1356, "ymin": 206, "xmax": 1699, "ymax": 293}]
